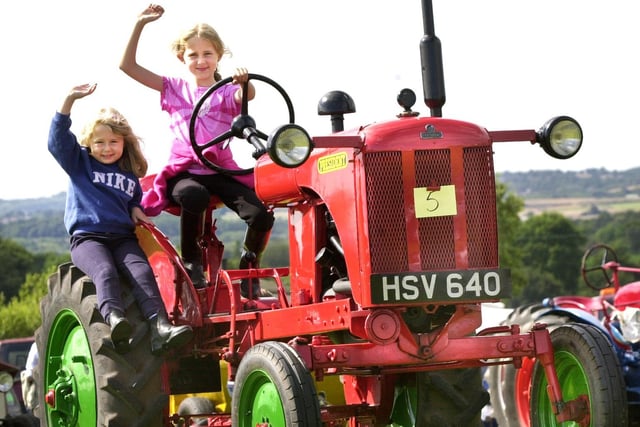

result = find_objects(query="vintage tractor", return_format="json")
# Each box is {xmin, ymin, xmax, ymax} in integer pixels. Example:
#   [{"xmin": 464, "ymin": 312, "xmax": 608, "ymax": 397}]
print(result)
[
  {"xmin": 487, "ymin": 243, "xmax": 640, "ymax": 427},
  {"xmin": 34, "ymin": 1, "xmax": 597, "ymax": 426}
]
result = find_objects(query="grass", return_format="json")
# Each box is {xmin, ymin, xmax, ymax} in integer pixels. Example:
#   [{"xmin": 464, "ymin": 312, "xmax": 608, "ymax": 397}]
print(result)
[{"xmin": 521, "ymin": 197, "xmax": 640, "ymax": 219}]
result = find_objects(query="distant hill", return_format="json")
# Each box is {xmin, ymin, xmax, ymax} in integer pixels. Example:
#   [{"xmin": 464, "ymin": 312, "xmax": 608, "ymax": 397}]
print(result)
[
  {"xmin": 498, "ymin": 168, "xmax": 640, "ymax": 218},
  {"xmin": 2, "ymin": 167, "xmax": 640, "ymax": 252},
  {"xmin": 497, "ymin": 167, "xmax": 640, "ymax": 199},
  {"xmin": 0, "ymin": 192, "xmax": 287, "ymax": 254}
]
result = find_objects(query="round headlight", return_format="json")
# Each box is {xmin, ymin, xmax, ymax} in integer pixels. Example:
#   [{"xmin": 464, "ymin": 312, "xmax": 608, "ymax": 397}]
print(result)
[
  {"xmin": 537, "ymin": 116, "xmax": 583, "ymax": 159},
  {"xmin": 0, "ymin": 371, "xmax": 13, "ymax": 393},
  {"xmin": 267, "ymin": 124, "xmax": 313, "ymax": 168}
]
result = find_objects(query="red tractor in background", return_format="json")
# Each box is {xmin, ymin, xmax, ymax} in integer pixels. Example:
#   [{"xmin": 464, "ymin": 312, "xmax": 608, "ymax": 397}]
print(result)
[
  {"xmin": 34, "ymin": 1, "xmax": 603, "ymax": 426},
  {"xmin": 488, "ymin": 243, "xmax": 640, "ymax": 427}
]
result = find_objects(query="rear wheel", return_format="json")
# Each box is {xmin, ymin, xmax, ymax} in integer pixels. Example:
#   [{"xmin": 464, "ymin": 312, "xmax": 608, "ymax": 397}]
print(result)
[
  {"xmin": 34, "ymin": 263, "xmax": 166, "ymax": 427},
  {"xmin": 232, "ymin": 341, "xmax": 321, "ymax": 426},
  {"xmin": 414, "ymin": 368, "xmax": 488, "ymax": 427},
  {"xmin": 530, "ymin": 323, "xmax": 628, "ymax": 426}
]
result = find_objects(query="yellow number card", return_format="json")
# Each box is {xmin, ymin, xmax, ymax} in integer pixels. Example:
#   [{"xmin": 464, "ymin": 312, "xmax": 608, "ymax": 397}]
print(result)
[{"xmin": 413, "ymin": 185, "xmax": 457, "ymax": 218}]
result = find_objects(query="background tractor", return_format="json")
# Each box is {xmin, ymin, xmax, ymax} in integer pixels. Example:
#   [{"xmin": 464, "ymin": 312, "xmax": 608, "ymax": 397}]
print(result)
[{"xmin": 488, "ymin": 243, "xmax": 640, "ymax": 426}]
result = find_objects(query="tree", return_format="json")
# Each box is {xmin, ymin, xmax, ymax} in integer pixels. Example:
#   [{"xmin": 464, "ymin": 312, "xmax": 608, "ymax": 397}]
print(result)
[
  {"xmin": 0, "ymin": 236, "xmax": 35, "ymax": 300},
  {"xmin": 513, "ymin": 212, "xmax": 586, "ymax": 305},
  {"xmin": 0, "ymin": 267, "xmax": 52, "ymax": 338},
  {"xmin": 496, "ymin": 182, "xmax": 525, "ymax": 306}
]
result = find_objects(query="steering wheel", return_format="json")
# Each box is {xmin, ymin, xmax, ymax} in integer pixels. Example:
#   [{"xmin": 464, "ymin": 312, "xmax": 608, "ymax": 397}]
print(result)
[
  {"xmin": 581, "ymin": 243, "xmax": 618, "ymax": 290},
  {"xmin": 189, "ymin": 73, "xmax": 295, "ymax": 175}
]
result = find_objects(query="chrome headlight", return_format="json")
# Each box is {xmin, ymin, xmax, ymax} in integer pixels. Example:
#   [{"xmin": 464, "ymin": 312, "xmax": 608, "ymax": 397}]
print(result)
[
  {"xmin": 0, "ymin": 371, "xmax": 12, "ymax": 393},
  {"xmin": 537, "ymin": 116, "xmax": 583, "ymax": 159},
  {"xmin": 267, "ymin": 124, "xmax": 313, "ymax": 168}
]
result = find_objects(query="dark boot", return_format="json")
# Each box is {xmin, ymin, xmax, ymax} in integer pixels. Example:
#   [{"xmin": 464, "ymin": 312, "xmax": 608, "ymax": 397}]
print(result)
[
  {"xmin": 106, "ymin": 310, "xmax": 132, "ymax": 354},
  {"xmin": 181, "ymin": 211, "xmax": 208, "ymax": 289},
  {"xmin": 184, "ymin": 262, "xmax": 207, "ymax": 289},
  {"xmin": 239, "ymin": 227, "xmax": 271, "ymax": 299},
  {"xmin": 148, "ymin": 311, "xmax": 194, "ymax": 355}
]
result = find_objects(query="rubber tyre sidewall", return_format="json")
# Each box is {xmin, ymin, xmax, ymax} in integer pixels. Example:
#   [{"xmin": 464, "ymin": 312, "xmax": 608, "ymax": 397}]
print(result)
[{"xmin": 415, "ymin": 368, "xmax": 489, "ymax": 427}]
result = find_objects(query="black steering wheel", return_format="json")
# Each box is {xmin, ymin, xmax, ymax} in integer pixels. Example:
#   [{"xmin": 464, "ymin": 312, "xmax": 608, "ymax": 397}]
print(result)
[
  {"xmin": 189, "ymin": 73, "xmax": 295, "ymax": 175},
  {"xmin": 580, "ymin": 243, "xmax": 618, "ymax": 290}
]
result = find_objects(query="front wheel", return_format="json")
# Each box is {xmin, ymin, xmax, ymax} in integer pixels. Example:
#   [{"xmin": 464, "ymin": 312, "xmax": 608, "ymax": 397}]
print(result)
[
  {"xmin": 232, "ymin": 341, "xmax": 321, "ymax": 426},
  {"xmin": 530, "ymin": 323, "xmax": 628, "ymax": 426}
]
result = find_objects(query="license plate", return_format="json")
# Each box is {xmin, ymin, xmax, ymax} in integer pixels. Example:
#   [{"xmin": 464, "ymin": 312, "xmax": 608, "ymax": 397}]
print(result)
[{"xmin": 370, "ymin": 269, "xmax": 511, "ymax": 304}]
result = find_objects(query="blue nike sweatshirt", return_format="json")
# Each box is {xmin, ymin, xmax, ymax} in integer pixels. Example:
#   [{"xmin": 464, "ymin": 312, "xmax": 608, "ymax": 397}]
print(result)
[{"xmin": 48, "ymin": 112, "xmax": 143, "ymax": 236}]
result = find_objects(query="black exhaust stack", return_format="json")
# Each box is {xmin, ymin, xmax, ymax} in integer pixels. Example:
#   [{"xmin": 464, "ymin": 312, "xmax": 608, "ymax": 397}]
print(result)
[{"xmin": 420, "ymin": 0, "xmax": 446, "ymax": 117}]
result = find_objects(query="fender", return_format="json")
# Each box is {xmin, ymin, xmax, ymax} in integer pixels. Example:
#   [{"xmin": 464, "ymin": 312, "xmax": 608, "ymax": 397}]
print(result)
[{"xmin": 534, "ymin": 306, "xmax": 613, "ymax": 344}]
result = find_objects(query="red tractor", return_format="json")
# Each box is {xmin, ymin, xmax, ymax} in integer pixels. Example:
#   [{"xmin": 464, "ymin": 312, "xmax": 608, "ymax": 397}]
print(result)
[
  {"xmin": 487, "ymin": 244, "xmax": 639, "ymax": 426},
  {"xmin": 34, "ymin": 1, "xmax": 595, "ymax": 426}
]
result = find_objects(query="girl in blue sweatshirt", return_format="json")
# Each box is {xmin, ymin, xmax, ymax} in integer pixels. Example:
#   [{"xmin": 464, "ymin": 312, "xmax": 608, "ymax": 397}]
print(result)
[{"xmin": 48, "ymin": 83, "xmax": 192, "ymax": 355}]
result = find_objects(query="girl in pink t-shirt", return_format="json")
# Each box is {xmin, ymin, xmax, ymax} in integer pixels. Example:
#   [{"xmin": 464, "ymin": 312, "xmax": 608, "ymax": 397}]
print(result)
[{"xmin": 120, "ymin": 4, "xmax": 273, "ymax": 296}]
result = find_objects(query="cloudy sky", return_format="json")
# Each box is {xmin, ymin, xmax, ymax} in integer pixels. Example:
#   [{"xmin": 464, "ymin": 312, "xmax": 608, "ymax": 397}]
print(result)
[{"xmin": 2, "ymin": 0, "xmax": 638, "ymax": 199}]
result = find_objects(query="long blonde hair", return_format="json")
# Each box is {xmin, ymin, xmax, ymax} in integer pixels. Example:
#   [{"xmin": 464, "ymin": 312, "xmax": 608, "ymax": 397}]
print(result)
[
  {"xmin": 171, "ymin": 23, "xmax": 231, "ymax": 82},
  {"xmin": 79, "ymin": 107, "xmax": 148, "ymax": 177}
]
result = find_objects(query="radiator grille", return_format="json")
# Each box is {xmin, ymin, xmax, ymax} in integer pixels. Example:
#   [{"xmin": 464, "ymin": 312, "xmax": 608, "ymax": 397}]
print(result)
[
  {"xmin": 364, "ymin": 151, "xmax": 408, "ymax": 273},
  {"xmin": 365, "ymin": 147, "xmax": 497, "ymax": 274},
  {"xmin": 464, "ymin": 146, "xmax": 499, "ymax": 267}
]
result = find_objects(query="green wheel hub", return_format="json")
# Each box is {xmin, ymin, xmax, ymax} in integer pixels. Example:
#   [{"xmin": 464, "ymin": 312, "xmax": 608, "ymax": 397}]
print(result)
[
  {"xmin": 533, "ymin": 350, "xmax": 589, "ymax": 426},
  {"xmin": 44, "ymin": 309, "xmax": 96, "ymax": 427},
  {"xmin": 237, "ymin": 370, "xmax": 286, "ymax": 426}
]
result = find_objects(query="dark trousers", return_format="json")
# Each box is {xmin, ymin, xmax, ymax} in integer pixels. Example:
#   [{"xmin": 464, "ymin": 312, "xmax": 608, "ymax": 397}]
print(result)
[
  {"xmin": 70, "ymin": 233, "xmax": 163, "ymax": 320},
  {"xmin": 167, "ymin": 173, "xmax": 274, "ymax": 231},
  {"xmin": 167, "ymin": 173, "xmax": 274, "ymax": 261}
]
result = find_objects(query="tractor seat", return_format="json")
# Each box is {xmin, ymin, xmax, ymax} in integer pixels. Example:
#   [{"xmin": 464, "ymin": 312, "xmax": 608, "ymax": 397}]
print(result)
[{"xmin": 140, "ymin": 174, "xmax": 223, "ymax": 216}]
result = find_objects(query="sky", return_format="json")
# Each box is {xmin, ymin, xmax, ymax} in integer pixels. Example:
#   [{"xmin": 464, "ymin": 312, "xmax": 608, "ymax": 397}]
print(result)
[{"xmin": 1, "ymin": 0, "xmax": 638, "ymax": 200}]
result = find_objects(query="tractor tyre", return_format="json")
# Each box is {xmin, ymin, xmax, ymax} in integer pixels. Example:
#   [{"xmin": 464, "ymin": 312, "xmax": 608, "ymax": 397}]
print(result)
[
  {"xmin": 34, "ymin": 263, "xmax": 166, "ymax": 427},
  {"xmin": 232, "ymin": 341, "xmax": 321, "ymax": 426},
  {"xmin": 530, "ymin": 323, "xmax": 628, "ymax": 426},
  {"xmin": 414, "ymin": 368, "xmax": 489, "ymax": 427},
  {"xmin": 487, "ymin": 303, "xmax": 568, "ymax": 427},
  {"xmin": 178, "ymin": 397, "xmax": 215, "ymax": 426}
]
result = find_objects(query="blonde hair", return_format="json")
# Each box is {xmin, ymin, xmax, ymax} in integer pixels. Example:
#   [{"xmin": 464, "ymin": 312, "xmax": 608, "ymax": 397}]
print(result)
[
  {"xmin": 79, "ymin": 107, "xmax": 148, "ymax": 177},
  {"xmin": 171, "ymin": 23, "xmax": 231, "ymax": 82}
]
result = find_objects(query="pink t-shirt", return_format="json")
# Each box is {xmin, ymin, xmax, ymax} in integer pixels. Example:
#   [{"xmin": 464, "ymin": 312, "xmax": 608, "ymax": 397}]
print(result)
[
  {"xmin": 162, "ymin": 76, "xmax": 242, "ymax": 175},
  {"xmin": 141, "ymin": 76, "xmax": 254, "ymax": 216}
]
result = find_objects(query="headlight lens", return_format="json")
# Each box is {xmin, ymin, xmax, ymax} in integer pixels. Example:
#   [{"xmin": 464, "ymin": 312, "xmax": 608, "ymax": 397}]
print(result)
[
  {"xmin": 267, "ymin": 124, "xmax": 313, "ymax": 168},
  {"xmin": 0, "ymin": 371, "xmax": 13, "ymax": 393},
  {"xmin": 537, "ymin": 116, "xmax": 583, "ymax": 159}
]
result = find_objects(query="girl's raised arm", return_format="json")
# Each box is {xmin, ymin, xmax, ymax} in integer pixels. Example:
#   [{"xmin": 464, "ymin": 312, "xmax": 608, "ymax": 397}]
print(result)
[{"xmin": 119, "ymin": 5, "xmax": 165, "ymax": 92}]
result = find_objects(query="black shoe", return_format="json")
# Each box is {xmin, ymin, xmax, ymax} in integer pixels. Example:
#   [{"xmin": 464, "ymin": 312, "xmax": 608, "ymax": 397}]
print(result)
[
  {"xmin": 184, "ymin": 262, "xmax": 208, "ymax": 289},
  {"xmin": 106, "ymin": 310, "xmax": 132, "ymax": 353},
  {"xmin": 240, "ymin": 278, "xmax": 261, "ymax": 299},
  {"xmin": 149, "ymin": 312, "xmax": 194, "ymax": 355}
]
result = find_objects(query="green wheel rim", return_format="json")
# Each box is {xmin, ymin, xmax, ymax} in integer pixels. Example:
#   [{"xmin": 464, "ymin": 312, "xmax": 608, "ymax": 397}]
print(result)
[
  {"xmin": 237, "ymin": 370, "xmax": 285, "ymax": 426},
  {"xmin": 533, "ymin": 350, "xmax": 590, "ymax": 426},
  {"xmin": 44, "ymin": 309, "xmax": 96, "ymax": 427}
]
